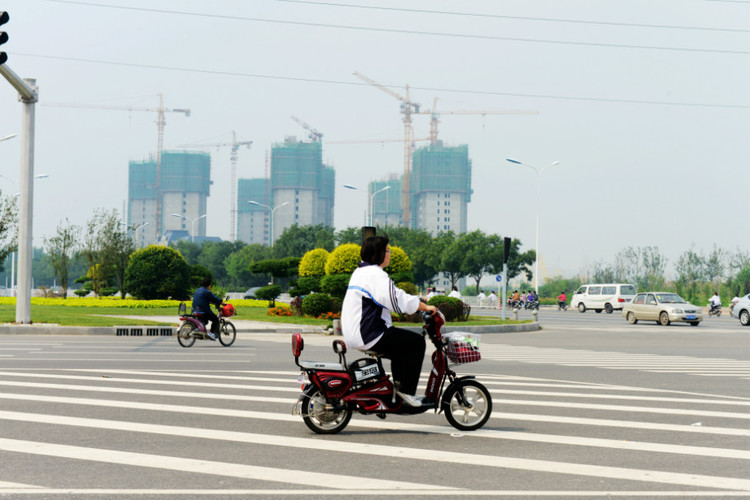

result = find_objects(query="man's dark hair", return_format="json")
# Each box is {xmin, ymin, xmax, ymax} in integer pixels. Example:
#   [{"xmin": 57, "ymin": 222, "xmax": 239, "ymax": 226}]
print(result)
[
  {"xmin": 361, "ymin": 234, "xmax": 389, "ymax": 266},
  {"xmin": 200, "ymin": 277, "xmax": 212, "ymax": 288}
]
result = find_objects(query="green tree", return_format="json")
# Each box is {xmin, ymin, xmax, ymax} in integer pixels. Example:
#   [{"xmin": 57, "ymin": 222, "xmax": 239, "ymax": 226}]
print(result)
[
  {"xmin": 439, "ymin": 232, "xmax": 464, "ymax": 288},
  {"xmin": 455, "ymin": 230, "xmax": 493, "ymax": 295},
  {"xmin": 106, "ymin": 218, "xmax": 136, "ymax": 298},
  {"xmin": 273, "ymin": 224, "xmax": 335, "ymax": 258},
  {"xmin": 197, "ymin": 240, "xmax": 245, "ymax": 286},
  {"xmin": 249, "ymin": 256, "xmax": 300, "ymax": 285},
  {"xmin": 0, "ymin": 190, "xmax": 17, "ymax": 267},
  {"xmin": 171, "ymin": 240, "xmax": 202, "ymax": 265},
  {"xmin": 335, "ymin": 226, "xmax": 364, "ymax": 245},
  {"xmin": 124, "ymin": 245, "xmax": 191, "ymax": 300},
  {"xmin": 43, "ymin": 219, "xmax": 80, "ymax": 299},
  {"xmin": 224, "ymin": 244, "xmax": 272, "ymax": 289}
]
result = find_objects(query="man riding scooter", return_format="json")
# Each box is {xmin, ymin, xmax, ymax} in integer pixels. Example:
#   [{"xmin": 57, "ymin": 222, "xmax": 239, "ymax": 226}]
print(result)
[{"xmin": 192, "ymin": 277, "xmax": 223, "ymax": 340}]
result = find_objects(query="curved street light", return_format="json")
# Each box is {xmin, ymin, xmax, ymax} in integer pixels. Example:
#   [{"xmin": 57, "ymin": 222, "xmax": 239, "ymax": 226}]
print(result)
[
  {"xmin": 506, "ymin": 158, "xmax": 560, "ymax": 295},
  {"xmin": 249, "ymin": 201, "xmax": 289, "ymax": 245},
  {"xmin": 171, "ymin": 213, "xmax": 207, "ymax": 243},
  {"xmin": 0, "ymin": 133, "xmax": 17, "ymax": 142}
]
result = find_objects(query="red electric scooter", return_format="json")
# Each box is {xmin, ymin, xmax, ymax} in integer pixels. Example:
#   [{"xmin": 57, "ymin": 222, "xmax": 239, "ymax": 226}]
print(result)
[{"xmin": 291, "ymin": 311, "xmax": 492, "ymax": 434}]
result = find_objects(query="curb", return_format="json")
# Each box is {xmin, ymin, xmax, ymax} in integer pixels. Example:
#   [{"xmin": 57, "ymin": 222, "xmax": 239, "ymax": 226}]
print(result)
[{"xmin": 0, "ymin": 322, "xmax": 537, "ymax": 336}]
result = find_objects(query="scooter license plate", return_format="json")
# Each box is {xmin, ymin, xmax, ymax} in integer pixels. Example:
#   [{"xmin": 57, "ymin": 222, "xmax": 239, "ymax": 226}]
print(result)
[{"xmin": 686, "ymin": 315, "xmax": 696, "ymax": 320}]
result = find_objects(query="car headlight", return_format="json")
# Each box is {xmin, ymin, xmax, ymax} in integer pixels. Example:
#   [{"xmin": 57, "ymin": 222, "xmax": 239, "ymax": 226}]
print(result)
[{"xmin": 673, "ymin": 308, "xmax": 683, "ymax": 314}]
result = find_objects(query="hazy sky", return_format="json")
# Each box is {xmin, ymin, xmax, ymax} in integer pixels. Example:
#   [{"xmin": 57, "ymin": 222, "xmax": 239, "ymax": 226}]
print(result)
[{"xmin": 1, "ymin": 0, "xmax": 748, "ymax": 278}]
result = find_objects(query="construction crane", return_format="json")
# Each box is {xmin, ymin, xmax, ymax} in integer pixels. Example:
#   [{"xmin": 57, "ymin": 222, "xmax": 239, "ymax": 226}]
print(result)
[
  {"xmin": 178, "ymin": 131, "xmax": 252, "ymax": 241},
  {"xmin": 353, "ymin": 71, "xmax": 420, "ymax": 228},
  {"xmin": 418, "ymin": 97, "xmax": 538, "ymax": 144},
  {"xmin": 44, "ymin": 94, "xmax": 190, "ymax": 239},
  {"xmin": 327, "ymin": 137, "xmax": 430, "ymax": 144},
  {"xmin": 291, "ymin": 116, "xmax": 323, "ymax": 142}
]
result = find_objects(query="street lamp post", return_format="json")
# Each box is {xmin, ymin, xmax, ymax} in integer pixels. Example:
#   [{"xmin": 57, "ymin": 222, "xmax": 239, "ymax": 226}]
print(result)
[
  {"xmin": 121, "ymin": 221, "xmax": 149, "ymax": 247},
  {"xmin": 506, "ymin": 158, "xmax": 560, "ymax": 295},
  {"xmin": 343, "ymin": 184, "xmax": 392, "ymax": 227},
  {"xmin": 171, "ymin": 213, "xmax": 206, "ymax": 243},
  {"xmin": 249, "ymin": 201, "xmax": 289, "ymax": 245}
]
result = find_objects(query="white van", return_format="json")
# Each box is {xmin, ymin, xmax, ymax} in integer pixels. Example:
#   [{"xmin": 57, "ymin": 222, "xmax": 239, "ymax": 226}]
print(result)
[{"xmin": 571, "ymin": 283, "xmax": 637, "ymax": 314}]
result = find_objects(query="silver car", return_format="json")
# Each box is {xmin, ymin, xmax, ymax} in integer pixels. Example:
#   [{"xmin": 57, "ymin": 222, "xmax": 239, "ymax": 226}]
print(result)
[
  {"xmin": 622, "ymin": 292, "xmax": 703, "ymax": 326},
  {"xmin": 731, "ymin": 294, "xmax": 750, "ymax": 326}
]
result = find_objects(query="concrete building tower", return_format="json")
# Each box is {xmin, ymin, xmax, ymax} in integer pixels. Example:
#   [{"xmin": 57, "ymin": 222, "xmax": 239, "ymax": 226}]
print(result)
[
  {"xmin": 410, "ymin": 141, "xmax": 472, "ymax": 235},
  {"xmin": 237, "ymin": 178, "xmax": 269, "ymax": 245},
  {"xmin": 268, "ymin": 137, "xmax": 334, "ymax": 243},
  {"xmin": 128, "ymin": 150, "xmax": 211, "ymax": 245}
]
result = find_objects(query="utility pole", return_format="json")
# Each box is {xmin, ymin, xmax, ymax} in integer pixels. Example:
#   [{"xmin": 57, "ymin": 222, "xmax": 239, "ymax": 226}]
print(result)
[{"xmin": 0, "ymin": 10, "xmax": 39, "ymax": 323}]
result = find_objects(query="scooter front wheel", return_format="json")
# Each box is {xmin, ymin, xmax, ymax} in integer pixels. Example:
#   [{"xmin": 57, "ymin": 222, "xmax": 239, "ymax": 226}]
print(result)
[
  {"xmin": 177, "ymin": 323, "xmax": 196, "ymax": 348},
  {"xmin": 301, "ymin": 387, "xmax": 352, "ymax": 434},
  {"xmin": 442, "ymin": 379, "xmax": 492, "ymax": 431},
  {"xmin": 219, "ymin": 321, "xmax": 236, "ymax": 347}
]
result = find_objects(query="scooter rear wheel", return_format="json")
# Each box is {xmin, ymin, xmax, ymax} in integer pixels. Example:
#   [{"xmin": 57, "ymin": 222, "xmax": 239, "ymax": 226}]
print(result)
[
  {"xmin": 301, "ymin": 387, "xmax": 352, "ymax": 434},
  {"xmin": 219, "ymin": 321, "xmax": 236, "ymax": 347},
  {"xmin": 442, "ymin": 379, "xmax": 492, "ymax": 431},
  {"xmin": 177, "ymin": 323, "xmax": 196, "ymax": 348}
]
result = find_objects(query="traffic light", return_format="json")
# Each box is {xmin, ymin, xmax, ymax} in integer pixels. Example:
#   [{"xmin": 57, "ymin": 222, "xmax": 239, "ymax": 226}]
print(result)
[{"xmin": 0, "ymin": 11, "xmax": 8, "ymax": 65}]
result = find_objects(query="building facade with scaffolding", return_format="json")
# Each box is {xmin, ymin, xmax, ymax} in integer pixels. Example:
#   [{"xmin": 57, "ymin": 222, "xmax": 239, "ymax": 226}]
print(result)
[
  {"xmin": 237, "ymin": 178, "xmax": 269, "ymax": 245},
  {"xmin": 370, "ymin": 141, "xmax": 472, "ymax": 235},
  {"xmin": 237, "ymin": 137, "xmax": 335, "ymax": 245},
  {"xmin": 127, "ymin": 150, "xmax": 211, "ymax": 245}
]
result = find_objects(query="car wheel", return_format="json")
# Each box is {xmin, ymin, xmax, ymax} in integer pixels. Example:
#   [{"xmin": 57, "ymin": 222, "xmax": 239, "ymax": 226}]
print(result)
[
  {"xmin": 659, "ymin": 312, "xmax": 671, "ymax": 326},
  {"xmin": 627, "ymin": 312, "xmax": 638, "ymax": 325},
  {"xmin": 604, "ymin": 303, "xmax": 613, "ymax": 314},
  {"xmin": 740, "ymin": 310, "xmax": 750, "ymax": 326},
  {"xmin": 578, "ymin": 303, "xmax": 586, "ymax": 313}
]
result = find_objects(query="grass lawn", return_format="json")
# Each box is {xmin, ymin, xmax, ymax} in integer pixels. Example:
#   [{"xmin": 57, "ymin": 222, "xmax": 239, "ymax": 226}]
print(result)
[{"xmin": 0, "ymin": 304, "xmax": 527, "ymax": 328}]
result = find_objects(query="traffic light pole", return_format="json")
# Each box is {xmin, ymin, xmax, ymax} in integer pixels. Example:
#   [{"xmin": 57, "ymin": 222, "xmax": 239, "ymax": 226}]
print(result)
[{"xmin": 1, "ymin": 64, "xmax": 38, "ymax": 324}]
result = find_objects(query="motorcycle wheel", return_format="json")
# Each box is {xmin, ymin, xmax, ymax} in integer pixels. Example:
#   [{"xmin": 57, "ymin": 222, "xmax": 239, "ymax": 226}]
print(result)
[
  {"xmin": 177, "ymin": 323, "xmax": 196, "ymax": 348},
  {"xmin": 219, "ymin": 321, "xmax": 236, "ymax": 347},
  {"xmin": 442, "ymin": 379, "xmax": 493, "ymax": 431},
  {"xmin": 301, "ymin": 387, "xmax": 352, "ymax": 434}
]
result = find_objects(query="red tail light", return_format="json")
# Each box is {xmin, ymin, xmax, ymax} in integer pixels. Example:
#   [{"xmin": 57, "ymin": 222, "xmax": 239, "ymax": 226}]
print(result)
[{"xmin": 618, "ymin": 298, "xmax": 625, "ymax": 302}]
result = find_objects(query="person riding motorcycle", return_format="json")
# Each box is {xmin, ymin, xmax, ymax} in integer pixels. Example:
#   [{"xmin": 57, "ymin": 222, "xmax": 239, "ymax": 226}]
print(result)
[
  {"xmin": 192, "ymin": 277, "xmax": 224, "ymax": 340},
  {"xmin": 557, "ymin": 291, "xmax": 567, "ymax": 309},
  {"xmin": 341, "ymin": 235, "xmax": 437, "ymax": 408},
  {"xmin": 708, "ymin": 291, "xmax": 722, "ymax": 315}
]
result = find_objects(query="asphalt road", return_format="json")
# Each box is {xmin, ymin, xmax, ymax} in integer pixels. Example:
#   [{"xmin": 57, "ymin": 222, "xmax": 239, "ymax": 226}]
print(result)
[{"xmin": 0, "ymin": 309, "xmax": 748, "ymax": 499}]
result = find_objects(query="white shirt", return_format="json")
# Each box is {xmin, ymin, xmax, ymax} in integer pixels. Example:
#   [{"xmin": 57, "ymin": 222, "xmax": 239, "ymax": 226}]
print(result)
[
  {"xmin": 341, "ymin": 263, "xmax": 421, "ymax": 350},
  {"xmin": 448, "ymin": 290, "xmax": 461, "ymax": 298},
  {"xmin": 709, "ymin": 295, "xmax": 722, "ymax": 306}
]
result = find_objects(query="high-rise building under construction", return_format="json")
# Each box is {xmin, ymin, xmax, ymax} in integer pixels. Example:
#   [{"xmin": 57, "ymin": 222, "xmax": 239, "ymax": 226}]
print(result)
[
  {"xmin": 371, "ymin": 141, "xmax": 472, "ymax": 235},
  {"xmin": 128, "ymin": 150, "xmax": 211, "ymax": 245},
  {"xmin": 237, "ymin": 137, "xmax": 334, "ymax": 245}
]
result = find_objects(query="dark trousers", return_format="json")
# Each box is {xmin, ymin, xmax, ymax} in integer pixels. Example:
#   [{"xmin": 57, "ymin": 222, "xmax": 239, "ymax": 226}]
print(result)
[
  {"xmin": 370, "ymin": 326, "xmax": 426, "ymax": 395},
  {"xmin": 203, "ymin": 310, "xmax": 220, "ymax": 334}
]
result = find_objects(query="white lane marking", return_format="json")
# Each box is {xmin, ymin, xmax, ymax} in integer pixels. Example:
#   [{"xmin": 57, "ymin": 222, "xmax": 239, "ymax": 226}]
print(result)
[
  {"xmin": 2, "ymin": 376, "xmax": 749, "ymax": 421},
  {"xmin": 0, "ymin": 437, "xmax": 450, "ymax": 491},
  {"xmin": 0, "ymin": 481, "xmax": 43, "ymax": 488},
  {"xmin": 0, "ymin": 395, "xmax": 747, "ymax": 460},
  {"xmin": 0, "ymin": 412, "xmax": 748, "ymax": 491},
  {"xmin": 0, "ymin": 488, "xmax": 748, "ymax": 497},
  {"xmin": 1, "ymin": 370, "xmax": 747, "ymax": 408},
  {"xmin": 2, "ymin": 390, "xmax": 748, "ymax": 440}
]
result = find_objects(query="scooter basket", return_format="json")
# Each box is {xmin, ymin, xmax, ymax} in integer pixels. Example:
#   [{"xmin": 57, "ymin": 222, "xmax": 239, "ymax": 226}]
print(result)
[{"xmin": 444, "ymin": 332, "xmax": 481, "ymax": 365}]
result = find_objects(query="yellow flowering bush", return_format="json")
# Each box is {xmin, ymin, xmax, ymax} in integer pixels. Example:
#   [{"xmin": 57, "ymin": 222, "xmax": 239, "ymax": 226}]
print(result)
[{"xmin": 0, "ymin": 297, "xmax": 274, "ymax": 309}]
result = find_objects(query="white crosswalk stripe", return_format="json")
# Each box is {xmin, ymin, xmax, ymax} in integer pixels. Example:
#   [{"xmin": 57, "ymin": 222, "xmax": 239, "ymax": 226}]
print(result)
[
  {"xmin": 0, "ymin": 364, "xmax": 748, "ymax": 497},
  {"xmin": 480, "ymin": 344, "xmax": 750, "ymax": 379}
]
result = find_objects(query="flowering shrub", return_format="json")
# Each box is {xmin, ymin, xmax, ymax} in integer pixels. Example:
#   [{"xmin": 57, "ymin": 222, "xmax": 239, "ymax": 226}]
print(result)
[
  {"xmin": 267, "ymin": 305, "xmax": 293, "ymax": 317},
  {"xmin": 316, "ymin": 311, "xmax": 340, "ymax": 320},
  {"xmin": 0, "ymin": 297, "xmax": 273, "ymax": 309}
]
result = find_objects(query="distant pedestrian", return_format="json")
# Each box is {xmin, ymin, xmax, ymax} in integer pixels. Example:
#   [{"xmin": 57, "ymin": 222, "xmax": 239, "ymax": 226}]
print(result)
[
  {"xmin": 477, "ymin": 290, "xmax": 486, "ymax": 306},
  {"xmin": 448, "ymin": 286, "xmax": 461, "ymax": 299},
  {"xmin": 488, "ymin": 291, "xmax": 498, "ymax": 308}
]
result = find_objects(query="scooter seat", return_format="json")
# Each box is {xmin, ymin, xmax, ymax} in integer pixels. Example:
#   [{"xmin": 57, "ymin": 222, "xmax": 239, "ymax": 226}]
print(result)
[{"xmin": 298, "ymin": 361, "xmax": 347, "ymax": 371}]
